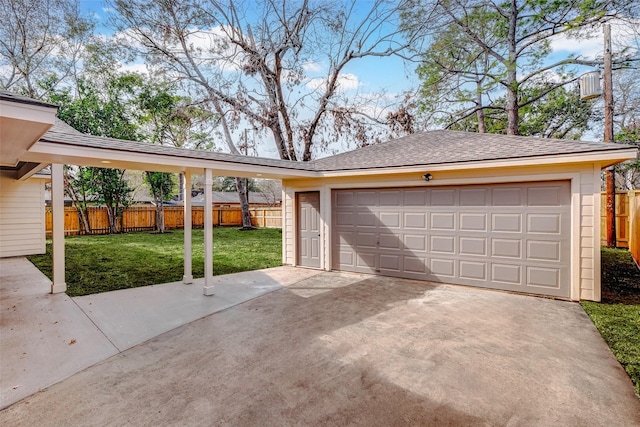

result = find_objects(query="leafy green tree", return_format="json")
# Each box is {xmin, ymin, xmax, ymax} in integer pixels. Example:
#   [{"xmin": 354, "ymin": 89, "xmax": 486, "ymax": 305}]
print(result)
[
  {"xmin": 47, "ymin": 73, "xmax": 142, "ymax": 233},
  {"xmin": 404, "ymin": 0, "xmax": 639, "ymax": 135},
  {"xmin": 450, "ymin": 84, "xmax": 597, "ymax": 139}
]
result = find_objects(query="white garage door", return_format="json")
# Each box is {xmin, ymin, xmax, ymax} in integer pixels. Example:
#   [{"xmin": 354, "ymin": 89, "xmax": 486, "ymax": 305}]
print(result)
[{"xmin": 332, "ymin": 181, "xmax": 571, "ymax": 298}]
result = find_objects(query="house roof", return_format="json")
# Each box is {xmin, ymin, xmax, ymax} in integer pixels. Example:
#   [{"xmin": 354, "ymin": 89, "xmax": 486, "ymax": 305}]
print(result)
[
  {"xmin": 0, "ymin": 90, "xmax": 58, "ymax": 109},
  {"xmin": 312, "ymin": 130, "xmax": 638, "ymax": 172},
  {"xmin": 38, "ymin": 122, "xmax": 637, "ymax": 175},
  {"xmin": 41, "ymin": 121, "xmax": 314, "ymax": 173},
  {"xmin": 0, "ymin": 83, "xmax": 633, "ymax": 178}
]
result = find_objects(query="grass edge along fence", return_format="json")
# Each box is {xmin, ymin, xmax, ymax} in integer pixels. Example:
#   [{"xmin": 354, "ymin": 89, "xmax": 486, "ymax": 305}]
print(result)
[
  {"xmin": 45, "ymin": 206, "xmax": 282, "ymax": 236},
  {"xmin": 600, "ymin": 191, "xmax": 640, "ymax": 265}
]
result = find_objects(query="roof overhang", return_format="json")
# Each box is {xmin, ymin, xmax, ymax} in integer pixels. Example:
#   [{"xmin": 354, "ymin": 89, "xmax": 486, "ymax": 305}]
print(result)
[
  {"xmin": 21, "ymin": 139, "xmax": 320, "ymax": 180},
  {"xmin": 0, "ymin": 98, "xmax": 57, "ymax": 169},
  {"xmin": 315, "ymin": 148, "xmax": 639, "ymax": 178}
]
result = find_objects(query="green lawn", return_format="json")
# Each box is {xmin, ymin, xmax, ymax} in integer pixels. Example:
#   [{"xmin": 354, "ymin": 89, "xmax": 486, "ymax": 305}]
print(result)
[
  {"xmin": 581, "ymin": 248, "xmax": 640, "ymax": 397},
  {"xmin": 27, "ymin": 228, "xmax": 282, "ymax": 297}
]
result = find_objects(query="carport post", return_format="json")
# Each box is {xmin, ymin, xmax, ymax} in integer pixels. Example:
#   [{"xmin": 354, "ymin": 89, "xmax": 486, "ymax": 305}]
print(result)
[
  {"xmin": 203, "ymin": 168, "xmax": 215, "ymax": 295},
  {"xmin": 51, "ymin": 163, "xmax": 66, "ymax": 294},
  {"xmin": 183, "ymin": 171, "xmax": 193, "ymax": 284}
]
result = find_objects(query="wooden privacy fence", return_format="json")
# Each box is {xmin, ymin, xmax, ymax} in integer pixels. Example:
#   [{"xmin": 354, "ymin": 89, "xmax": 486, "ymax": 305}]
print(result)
[
  {"xmin": 45, "ymin": 206, "xmax": 282, "ymax": 236},
  {"xmin": 600, "ymin": 191, "xmax": 640, "ymax": 262}
]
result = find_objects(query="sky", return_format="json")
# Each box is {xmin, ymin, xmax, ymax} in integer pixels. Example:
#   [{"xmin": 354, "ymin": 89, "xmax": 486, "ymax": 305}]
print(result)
[{"xmin": 77, "ymin": 0, "xmax": 638, "ymax": 151}]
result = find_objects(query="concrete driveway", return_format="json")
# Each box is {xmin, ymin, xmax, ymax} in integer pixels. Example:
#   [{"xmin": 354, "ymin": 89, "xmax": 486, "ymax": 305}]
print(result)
[{"xmin": 1, "ymin": 269, "xmax": 639, "ymax": 426}]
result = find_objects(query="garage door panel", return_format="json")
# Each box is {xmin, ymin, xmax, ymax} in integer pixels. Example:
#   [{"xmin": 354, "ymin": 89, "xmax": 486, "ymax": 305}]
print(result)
[
  {"xmin": 404, "ymin": 234, "xmax": 427, "ymax": 252},
  {"xmin": 404, "ymin": 190, "xmax": 427, "ymax": 206},
  {"xmin": 431, "ymin": 212, "xmax": 455, "ymax": 230},
  {"xmin": 431, "ymin": 258, "xmax": 455, "ymax": 277},
  {"xmin": 379, "ymin": 191, "xmax": 401, "ymax": 206},
  {"xmin": 460, "ymin": 188, "xmax": 488, "ymax": 206},
  {"xmin": 404, "ymin": 256, "xmax": 428, "ymax": 274},
  {"xmin": 527, "ymin": 240, "xmax": 560, "ymax": 261},
  {"xmin": 379, "ymin": 212, "xmax": 400, "ymax": 228},
  {"xmin": 460, "ymin": 261, "xmax": 487, "ymax": 281},
  {"xmin": 332, "ymin": 181, "xmax": 570, "ymax": 298},
  {"xmin": 431, "ymin": 189, "xmax": 456, "ymax": 206},
  {"xmin": 492, "ymin": 264, "xmax": 521, "ymax": 284},
  {"xmin": 357, "ymin": 192, "xmax": 377, "ymax": 206},
  {"xmin": 405, "ymin": 212, "xmax": 426, "ymax": 228},
  {"xmin": 431, "ymin": 236, "xmax": 455, "ymax": 253},
  {"xmin": 336, "ymin": 212, "xmax": 356, "ymax": 226},
  {"xmin": 491, "ymin": 239, "xmax": 521, "ymax": 258},
  {"xmin": 336, "ymin": 192, "xmax": 354, "ymax": 207},
  {"xmin": 492, "ymin": 213, "xmax": 522, "ymax": 232},
  {"xmin": 356, "ymin": 232, "xmax": 377, "ymax": 248},
  {"xmin": 527, "ymin": 266, "xmax": 560, "ymax": 289},
  {"xmin": 527, "ymin": 214, "xmax": 561, "ymax": 234},
  {"xmin": 379, "ymin": 254, "xmax": 401, "ymax": 271},
  {"xmin": 460, "ymin": 213, "xmax": 487, "ymax": 231},
  {"xmin": 459, "ymin": 237, "xmax": 487, "ymax": 256},
  {"xmin": 356, "ymin": 253, "xmax": 376, "ymax": 270},
  {"xmin": 528, "ymin": 186, "xmax": 564, "ymax": 206},
  {"xmin": 492, "ymin": 187, "xmax": 523, "ymax": 206},
  {"xmin": 356, "ymin": 211, "xmax": 377, "ymax": 227},
  {"xmin": 379, "ymin": 233, "xmax": 400, "ymax": 250}
]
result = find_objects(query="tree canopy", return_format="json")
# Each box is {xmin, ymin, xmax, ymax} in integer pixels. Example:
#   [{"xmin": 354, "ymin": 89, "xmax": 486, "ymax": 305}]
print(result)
[{"xmin": 403, "ymin": 0, "xmax": 640, "ymax": 135}]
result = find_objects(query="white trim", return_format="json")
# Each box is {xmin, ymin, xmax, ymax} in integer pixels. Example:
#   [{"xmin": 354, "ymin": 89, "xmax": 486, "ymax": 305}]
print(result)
[
  {"xmin": 317, "ymin": 150, "xmax": 638, "ymax": 178},
  {"xmin": 183, "ymin": 171, "xmax": 193, "ymax": 284},
  {"xmin": 25, "ymin": 141, "xmax": 318, "ymax": 179},
  {"xmin": 570, "ymin": 173, "xmax": 582, "ymax": 301},
  {"xmin": 51, "ymin": 164, "xmax": 66, "ymax": 294},
  {"xmin": 203, "ymin": 169, "xmax": 214, "ymax": 296}
]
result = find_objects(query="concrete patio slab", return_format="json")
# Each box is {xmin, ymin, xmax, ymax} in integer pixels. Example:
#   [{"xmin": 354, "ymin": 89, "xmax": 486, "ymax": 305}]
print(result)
[
  {"xmin": 2, "ymin": 271, "xmax": 638, "ymax": 426},
  {"xmin": 73, "ymin": 266, "xmax": 324, "ymax": 352},
  {"xmin": 1, "ymin": 257, "xmax": 323, "ymax": 410},
  {"xmin": 0, "ymin": 257, "xmax": 119, "ymax": 409}
]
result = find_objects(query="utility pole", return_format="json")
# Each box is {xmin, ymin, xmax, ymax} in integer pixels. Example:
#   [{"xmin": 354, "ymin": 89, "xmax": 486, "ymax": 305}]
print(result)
[{"xmin": 603, "ymin": 23, "xmax": 616, "ymax": 248}]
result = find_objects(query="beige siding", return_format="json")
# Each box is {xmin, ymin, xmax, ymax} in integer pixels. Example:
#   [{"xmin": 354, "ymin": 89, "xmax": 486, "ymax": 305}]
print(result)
[
  {"xmin": 282, "ymin": 184, "xmax": 296, "ymax": 265},
  {"xmin": 0, "ymin": 172, "xmax": 46, "ymax": 257},
  {"xmin": 284, "ymin": 162, "xmax": 603, "ymax": 301}
]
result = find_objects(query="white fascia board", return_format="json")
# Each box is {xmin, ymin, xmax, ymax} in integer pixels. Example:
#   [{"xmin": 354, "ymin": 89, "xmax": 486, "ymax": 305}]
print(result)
[
  {"xmin": 22, "ymin": 141, "xmax": 320, "ymax": 179},
  {"xmin": 316, "ymin": 149, "xmax": 639, "ymax": 178},
  {"xmin": 0, "ymin": 99, "xmax": 57, "ymax": 123}
]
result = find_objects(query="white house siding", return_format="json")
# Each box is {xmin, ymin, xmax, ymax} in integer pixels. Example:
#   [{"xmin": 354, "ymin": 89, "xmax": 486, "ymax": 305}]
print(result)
[
  {"xmin": 0, "ymin": 172, "xmax": 46, "ymax": 257},
  {"xmin": 282, "ymin": 162, "xmax": 603, "ymax": 301}
]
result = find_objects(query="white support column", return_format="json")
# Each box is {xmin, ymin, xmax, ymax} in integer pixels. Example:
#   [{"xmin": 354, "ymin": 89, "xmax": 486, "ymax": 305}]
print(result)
[
  {"xmin": 183, "ymin": 171, "xmax": 193, "ymax": 284},
  {"xmin": 51, "ymin": 164, "xmax": 66, "ymax": 294},
  {"xmin": 203, "ymin": 168, "xmax": 215, "ymax": 295}
]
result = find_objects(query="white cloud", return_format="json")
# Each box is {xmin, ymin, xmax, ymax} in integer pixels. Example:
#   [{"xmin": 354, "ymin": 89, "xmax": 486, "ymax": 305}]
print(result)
[
  {"xmin": 307, "ymin": 73, "xmax": 361, "ymax": 92},
  {"xmin": 302, "ymin": 61, "xmax": 322, "ymax": 73},
  {"xmin": 550, "ymin": 19, "xmax": 639, "ymax": 59}
]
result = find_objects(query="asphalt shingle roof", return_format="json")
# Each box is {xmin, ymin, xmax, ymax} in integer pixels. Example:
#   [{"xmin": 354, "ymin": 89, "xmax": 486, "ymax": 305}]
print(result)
[
  {"xmin": 40, "ymin": 121, "xmax": 637, "ymax": 174},
  {"xmin": 41, "ymin": 124, "xmax": 313, "ymax": 172},
  {"xmin": 312, "ymin": 130, "xmax": 637, "ymax": 171},
  {"xmin": 0, "ymin": 90, "xmax": 58, "ymax": 109}
]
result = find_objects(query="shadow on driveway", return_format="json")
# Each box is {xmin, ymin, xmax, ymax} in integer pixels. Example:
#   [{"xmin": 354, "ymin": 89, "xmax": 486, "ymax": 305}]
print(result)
[{"xmin": 2, "ymin": 270, "xmax": 639, "ymax": 426}]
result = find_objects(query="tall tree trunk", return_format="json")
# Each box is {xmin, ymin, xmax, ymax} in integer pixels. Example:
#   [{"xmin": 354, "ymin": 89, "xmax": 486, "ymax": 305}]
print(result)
[
  {"xmin": 506, "ymin": 0, "xmax": 519, "ymax": 135},
  {"xmin": 475, "ymin": 78, "xmax": 486, "ymax": 133},
  {"xmin": 235, "ymin": 177, "xmax": 254, "ymax": 230},
  {"xmin": 156, "ymin": 200, "xmax": 165, "ymax": 233},
  {"xmin": 63, "ymin": 168, "xmax": 91, "ymax": 234},
  {"xmin": 105, "ymin": 204, "xmax": 118, "ymax": 234},
  {"xmin": 211, "ymin": 99, "xmax": 255, "ymax": 228}
]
